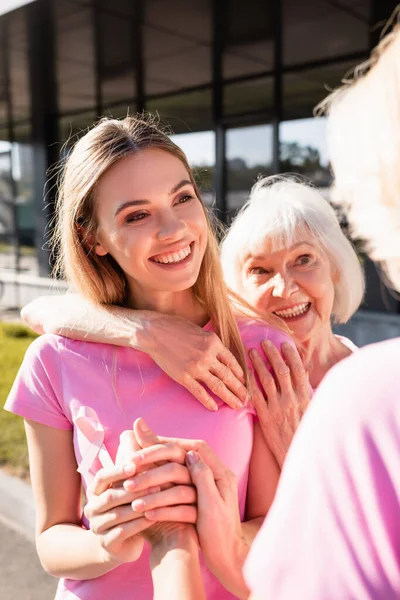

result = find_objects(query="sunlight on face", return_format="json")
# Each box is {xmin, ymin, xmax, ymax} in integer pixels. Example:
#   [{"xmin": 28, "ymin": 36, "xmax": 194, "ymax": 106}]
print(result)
[
  {"xmin": 239, "ymin": 238, "xmax": 337, "ymax": 344},
  {"xmin": 93, "ymin": 148, "xmax": 208, "ymax": 308}
]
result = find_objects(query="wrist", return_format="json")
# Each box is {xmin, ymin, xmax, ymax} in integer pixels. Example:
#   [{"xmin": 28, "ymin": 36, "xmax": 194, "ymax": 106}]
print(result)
[
  {"xmin": 127, "ymin": 310, "xmax": 158, "ymax": 352},
  {"xmin": 149, "ymin": 527, "xmax": 198, "ymax": 567}
]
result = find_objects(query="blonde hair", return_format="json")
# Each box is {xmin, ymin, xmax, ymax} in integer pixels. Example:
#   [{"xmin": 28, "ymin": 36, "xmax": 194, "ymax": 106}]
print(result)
[
  {"xmin": 317, "ymin": 23, "xmax": 400, "ymax": 292},
  {"xmin": 52, "ymin": 114, "xmax": 265, "ymax": 376},
  {"xmin": 221, "ymin": 175, "xmax": 364, "ymax": 324}
]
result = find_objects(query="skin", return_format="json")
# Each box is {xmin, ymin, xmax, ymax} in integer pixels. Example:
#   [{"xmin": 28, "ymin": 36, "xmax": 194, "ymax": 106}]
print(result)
[
  {"xmin": 241, "ymin": 240, "xmax": 352, "ymax": 388},
  {"xmin": 26, "ymin": 148, "xmax": 279, "ymax": 584}
]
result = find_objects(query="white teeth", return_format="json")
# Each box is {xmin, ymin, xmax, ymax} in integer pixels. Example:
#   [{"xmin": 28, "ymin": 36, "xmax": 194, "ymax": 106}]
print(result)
[
  {"xmin": 153, "ymin": 245, "xmax": 191, "ymax": 264},
  {"xmin": 274, "ymin": 303, "xmax": 310, "ymax": 318}
]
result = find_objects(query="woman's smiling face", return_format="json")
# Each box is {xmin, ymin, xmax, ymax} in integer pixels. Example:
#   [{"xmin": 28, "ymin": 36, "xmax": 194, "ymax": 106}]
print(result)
[
  {"xmin": 93, "ymin": 148, "xmax": 208, "ymax": 307},
  {"xmin": 239, "ymin": 238, "xmax": 337, "ymax": 343}
]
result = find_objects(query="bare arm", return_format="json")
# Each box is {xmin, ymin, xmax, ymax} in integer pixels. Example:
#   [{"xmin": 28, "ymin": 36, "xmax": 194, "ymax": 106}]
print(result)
[
  {"xmin": 150, "ymin": 528, "xmax": 206, "ymax": 600},
  {"xmin": 22, "ymin": 294, "xmax": 248, "ymax": 410}
]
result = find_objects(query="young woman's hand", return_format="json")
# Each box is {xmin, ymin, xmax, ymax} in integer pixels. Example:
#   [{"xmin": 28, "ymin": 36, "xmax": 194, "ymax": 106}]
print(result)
[
  {"xmin": 249, "ymin": 340, "xmax": 310, "ymax": 468},
  {"xmin": 84, "ymin": 463, "xmax": 153, "ymax": 565},
  {"xmin": 146, "ymin": 315, "xmax": 248, "ymax": 411}
]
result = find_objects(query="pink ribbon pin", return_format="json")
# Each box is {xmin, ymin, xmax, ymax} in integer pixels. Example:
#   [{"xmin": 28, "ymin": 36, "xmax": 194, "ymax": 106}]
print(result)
[{"xmin": 74, "ymin": 406, "xmax": 114, "ymax": 474}]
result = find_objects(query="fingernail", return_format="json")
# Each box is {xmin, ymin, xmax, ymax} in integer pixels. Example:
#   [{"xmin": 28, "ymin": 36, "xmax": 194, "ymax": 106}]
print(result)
[
  {"xmin": 282, "ymin": 342, "xmax": 291, "ymax": 350},
  {"xmin": 124, "ymin": 478, "xmax": 136, "ymax": 491},
  {"xmin": 145, "ymin": 509, "xmax": 157, "ymax": 520},
  {"xmin": 186, "ymin": 451, "xmax": 199, "ymax": 466},
  {"xmin": 209, "ymin": 401, "xmax": 218, "ymax": 412},
  {"xmin": 233, "ymin": 399, "xmax": 243, "ymax": 410},
  {"xmin": 123, "ymin": 463, "xmax": 136, "ymax": 475},
  {"xmin": 138, "ymin": 419, "xmax": 149, "ymax": 433},
  {"xmin": 249, "ymin": 349, "xmax": 256, "ymax": 357},
  {"xmin": 264, "ymin": 340, "xmax": 273, "ymax": 347},
  {"xmin": 132, "ymin": 499, "xmax": 145, "ymax": 511}
]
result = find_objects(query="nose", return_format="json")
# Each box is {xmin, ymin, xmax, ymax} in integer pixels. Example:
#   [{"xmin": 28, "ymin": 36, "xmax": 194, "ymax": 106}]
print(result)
[
  {"xmin": 271, "ymin": 272, "xmax": 298, "ymax": 298},
  {"xmin": 156, "ymin": 208, "xmax": 187, "ymax": 241}
]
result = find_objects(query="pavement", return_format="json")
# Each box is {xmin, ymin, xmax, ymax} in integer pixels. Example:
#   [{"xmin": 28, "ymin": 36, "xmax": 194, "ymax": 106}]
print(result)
[
  {"xmin": 1, "ymin": 308, "xmax": 58, "ymax": 598},
  {"xmin": 0, "ymin": 470, "xmax": 57, "ymax": 599}
]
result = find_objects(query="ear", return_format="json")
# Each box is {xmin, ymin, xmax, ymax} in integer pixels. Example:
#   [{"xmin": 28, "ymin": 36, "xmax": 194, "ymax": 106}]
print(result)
[
  {"xmin": 77, "ymin": 223, "xmax": 108, "ymax": 257},
  {"xmin": 332, "ymin": 267, "xmax": 340, "ymax": 284}
]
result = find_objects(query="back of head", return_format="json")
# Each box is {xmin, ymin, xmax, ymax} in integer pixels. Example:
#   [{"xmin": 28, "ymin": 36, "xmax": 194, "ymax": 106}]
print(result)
[
  {"xmin": 319, "ymin": 24, "xmax": 400, "ymax": 292},
  {"xmin": 221, "ymin": 175, "xmax": 364, "ymax": 323}
]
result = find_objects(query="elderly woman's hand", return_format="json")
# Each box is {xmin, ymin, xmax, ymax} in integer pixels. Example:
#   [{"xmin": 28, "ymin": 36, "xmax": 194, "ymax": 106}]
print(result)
[
  {"xmin": 250, "ymin": 340, "xmax": 310, "ymax": 468},
  {"xmin": 146, "ymin": 315, "xmax": 247, "ymax": 411}
]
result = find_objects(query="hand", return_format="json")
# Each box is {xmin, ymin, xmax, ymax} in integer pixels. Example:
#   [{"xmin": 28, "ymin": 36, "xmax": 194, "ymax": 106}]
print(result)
[
  {"xmin": 249, "ymin": 340, "xmax": 310, "ymax": 468},
  {"xmin": 120, "ymin": 420, "xmax": 198, "ymax": 548},
  {"xmin": 131, "ymin": 422, "xmax": 248, "ymax": 599},
  {"xmin": 84, "ymin": 462, "xmax": 153, "ymax": 565},
  {"xmin": 145, "ymin": 315, "xmax": 248, "ymax": 411}
]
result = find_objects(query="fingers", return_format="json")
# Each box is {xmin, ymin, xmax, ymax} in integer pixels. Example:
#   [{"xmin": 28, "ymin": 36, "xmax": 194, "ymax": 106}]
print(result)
[
  {"xmin": 87, "ymin": 501, "xmax": 145, "ymax": 535},
  {"xmin": 203, "ymin": 372, "xmax": 243, "ymax": 410},
  {"xmin": 281, "ymin": 343, "xmax": 309, "ymax": 394},
  {"xmin": 209, "ymin": 360, "xmax": 247, "ymax": 408},
  {"xmin": 103, "ymin": 516, "xmax": 152, "ymax": 545},
  {"xmin": 182, "ymin": 376, "xmax": 219, "ymax": 412},
  {"xmin": 262, "ymin": 340, "xmax": 292, "ymax": 395},
  {"xmin": 249, "ymin": 348, "xmax": 278, "ymax": 410},
  {"xmin": 144, "ymin": 505, "xmax": 197, "ymax": 523},
  {"xmin": 217, "ymin": 346, "xmax": 245, "ymax": 385},
  {"xmin": 129, "ymin": 441, "xmax": 187, "ymax": 468},
  {"xmin": 133, "ymin": 418, "xmax": 161, "ymax": 450},
  {"xmin": 185, "ymin": 450, "xmax": 222, "ymax": 505},
  {"xmin": 115, "ymin": 430, "xmax": 140, "ymax": 467},
  {"xmin": 124, "ymin": 462, "xmax": 191, "ymax": 493},
  {"xmin": 89, "ymin": 463, "xmax": 137, "ymax": 496},
  {"xmin": 131, "ymin": 485, "xmax": 196, "ymax": 513}
]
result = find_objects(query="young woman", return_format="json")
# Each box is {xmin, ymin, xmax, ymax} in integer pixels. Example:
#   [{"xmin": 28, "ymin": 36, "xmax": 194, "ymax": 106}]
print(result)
[
  {"xmin": 4, "ymin": 115, "xmax": 289, "ymax": 599},
  {"xmin": 23, "ymin": 175, "xmax": 364, "ymax": 465}
]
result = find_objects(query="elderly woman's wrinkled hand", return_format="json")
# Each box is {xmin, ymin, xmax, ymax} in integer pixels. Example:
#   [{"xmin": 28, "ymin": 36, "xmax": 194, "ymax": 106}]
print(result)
[{"xmin": 250, "ymin": 340, "xmax": 310, "ymax": 468}]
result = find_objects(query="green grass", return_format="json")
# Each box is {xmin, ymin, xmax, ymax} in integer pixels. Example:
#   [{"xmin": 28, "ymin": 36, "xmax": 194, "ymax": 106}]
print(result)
[{"xmin": 0, "ymin": 322, "xmax": 38, "ymax": 477}]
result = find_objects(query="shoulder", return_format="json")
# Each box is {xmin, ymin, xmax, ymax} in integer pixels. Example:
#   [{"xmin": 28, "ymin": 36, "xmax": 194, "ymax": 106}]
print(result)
[
  {"xmin": 335, "ymin": 334, "xmax": 359, "ymax": 353},
  {"xmin": 236, "ymin": 317, "xmax": 293, "ymax": 351},
  {"xmin": 309, "ymin": 337, "xmax": 400, "ymax": 433}
]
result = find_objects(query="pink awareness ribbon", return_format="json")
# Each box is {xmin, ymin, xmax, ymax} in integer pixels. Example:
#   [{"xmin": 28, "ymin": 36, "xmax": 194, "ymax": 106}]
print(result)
[{"xmin": 74, "ymin": 406, "xmax": 114, "ymax": 474}]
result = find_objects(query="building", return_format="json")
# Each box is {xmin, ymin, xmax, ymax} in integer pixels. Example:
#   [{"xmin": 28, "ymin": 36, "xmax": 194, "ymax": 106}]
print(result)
[{"xmin": 0, "ymin": 0, "xmax": 399, "ymax": 319}]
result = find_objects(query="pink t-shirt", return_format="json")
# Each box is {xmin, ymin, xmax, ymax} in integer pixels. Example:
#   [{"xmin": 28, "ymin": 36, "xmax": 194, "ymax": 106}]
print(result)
[
  {"xmin": 244, "ymin": 337, "xmax": 400, "ymax": 600},
  {"xmin": 5, "ymin": 319, "xmax": 291, "ymax": 600}
]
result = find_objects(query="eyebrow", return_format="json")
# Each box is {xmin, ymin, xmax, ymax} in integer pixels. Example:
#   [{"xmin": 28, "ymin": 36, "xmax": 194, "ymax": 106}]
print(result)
[
  {"xmin": 114, "ymin": 179, "xmax": 193, "ymax": 217},
  {"xmin": 244, "ymin": 241, "xmax": 313, "ymax": 262}
]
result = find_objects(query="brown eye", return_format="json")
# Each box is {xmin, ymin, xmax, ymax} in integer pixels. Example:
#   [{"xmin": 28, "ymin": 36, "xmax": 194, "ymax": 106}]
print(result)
[{"xmin": 250, "ymin": 267, "xmax": 268, "ymax": 275}]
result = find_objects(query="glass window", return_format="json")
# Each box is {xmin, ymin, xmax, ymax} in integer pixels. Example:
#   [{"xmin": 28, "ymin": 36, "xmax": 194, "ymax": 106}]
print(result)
[
  {"xmin": 223, "ymin": 0, "xmax": 274, "ymax": 78},
  {"xmin": 283, "ymin": 0, "xmax": 370, "ymax": 66},
  {"xmin": 147, "ymin": 88, "xmax": 212, "ymax": 134},
  {"xmin": 171, "ymin": 131, "xmax": 215, "ymax": 206},
  {"xmin": 224, "ymin": 76, "xmax": 273, "ymax": 118},
  {"xmin": 9, "ymin": 8, "xmax": 30, "ymax": 122},
  {"xmin": 144, "ymin": 0, "xmax": 212, "ymax": 96},
  {"xmin": 59, "ymin": 111, "xmax": 97, "ymax": 145},
  {"xmin": 98, "ymin": 1, "xmax": 137, "ymax": 107},
  {"xmin": 283, "ymin": 61, "xmax": 359, "ymax": 120},
  {"xmin": 279, "ymin": 117, "xmax": 331, "ymax": 187},
  {"xmin": 55, "ymin": 0, "xmax": 97, "ymax": 114},
  {"xmin": 226, "ymin": 124, "xmax": 274, "ymax": 215}
]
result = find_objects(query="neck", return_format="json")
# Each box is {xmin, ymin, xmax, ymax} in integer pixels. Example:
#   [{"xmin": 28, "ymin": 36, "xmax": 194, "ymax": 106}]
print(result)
[
  {"xmin": 128, "ymin": 286, "xmax": 208, "ymax": 327},
  {"xmin": 302, "ymin": 323, "xmax": 352, "ymax": 389}
]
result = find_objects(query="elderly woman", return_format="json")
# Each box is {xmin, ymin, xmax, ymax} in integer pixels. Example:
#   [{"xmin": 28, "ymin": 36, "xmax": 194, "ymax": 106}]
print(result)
[
  {"xmin": 23, "ymin": 175, "xmax": 364, "ymax": 465},
  {"xmin": 127, "ymin": 23, "xmax": 400, "ymax": 600},
  {"xmin": 243, "ymin": 23, "xmax": 400, "ymax": 600}
]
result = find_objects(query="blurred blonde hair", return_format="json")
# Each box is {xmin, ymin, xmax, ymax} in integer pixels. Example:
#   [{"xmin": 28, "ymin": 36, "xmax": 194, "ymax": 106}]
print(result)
[
  {"xmin": 317, "ymin": 22, "xmax": 400, "ymax": 292},
  {"xmin": 221, "ymin": 175, "xmax": 364, "ymax": 324},
  {"xmin": 52, "ymin": 114, "xmax": 269, "ymax": 376}
]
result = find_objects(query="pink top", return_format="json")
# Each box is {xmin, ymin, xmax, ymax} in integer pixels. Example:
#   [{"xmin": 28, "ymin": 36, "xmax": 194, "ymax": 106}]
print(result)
[
  {"xmin": 5, "ymin": 319, "xmax": 291, "ymax": 600},
  {"xmin": 244, "ymin": 337, "xmax": 400, "ymax": 600}
]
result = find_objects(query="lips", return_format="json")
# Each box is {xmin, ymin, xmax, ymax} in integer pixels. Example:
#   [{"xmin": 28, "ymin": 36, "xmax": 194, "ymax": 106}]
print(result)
[
  {"xmin": 150, "ymin": 243, "xmax": 192, "ymax": 265},
  {"xmin": 273, "ymin": 302, "xmax": 311, "ymax": 318}
]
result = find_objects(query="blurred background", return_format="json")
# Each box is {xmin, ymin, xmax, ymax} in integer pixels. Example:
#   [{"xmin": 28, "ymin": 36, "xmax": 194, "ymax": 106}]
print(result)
[{"xmin": 0, "ymin": 0, "xmax": 399, "ymax": 344}]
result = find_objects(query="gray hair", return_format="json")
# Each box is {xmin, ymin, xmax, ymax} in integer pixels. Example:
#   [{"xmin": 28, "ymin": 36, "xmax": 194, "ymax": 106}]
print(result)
[{"xmin": 220, "ymin": 175, "xmax": 365, "ymax": 324}]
